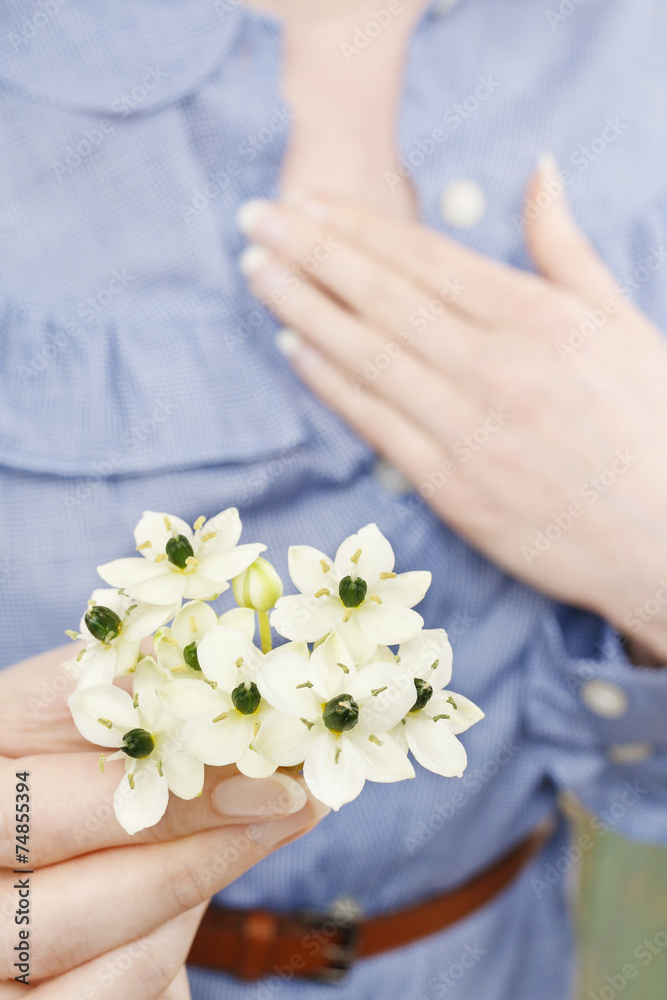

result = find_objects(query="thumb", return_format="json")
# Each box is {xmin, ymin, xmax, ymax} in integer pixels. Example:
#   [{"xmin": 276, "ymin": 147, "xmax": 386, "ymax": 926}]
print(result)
[{"xmin": 524, "ymin": 153, "xmax": 618, "ymax": 303}]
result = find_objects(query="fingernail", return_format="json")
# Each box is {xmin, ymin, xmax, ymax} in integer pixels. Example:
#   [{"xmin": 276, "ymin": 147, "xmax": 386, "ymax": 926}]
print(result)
[
  {"xmin": 239, "ymin": 244, "xmax": 270, "ymax": 277},
  {"xmin": 275, "ymin": 328, "xmax": 302, "ymax": 358},
  {"xmin": 248, "ymin": 796, "xmax": 330, "ymax": 850},
  {"xmin": 212, "ymin": 773, "xmax": 308, "ymax": 818},
  {"xmin": 237, "ymin": 199, "xmax": 287, "ymax": 245},
  {"xmin": 537, "ymin": 151, "xmax": 559, "ymax": 178}
]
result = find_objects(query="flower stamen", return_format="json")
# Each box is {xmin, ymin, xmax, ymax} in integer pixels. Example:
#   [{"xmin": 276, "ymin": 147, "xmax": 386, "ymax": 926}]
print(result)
[
  {"xmin": 314, "ymin": 587, "xmax": 330, "ymax": 599},
  {"xmin": 380, "ymin": 571, "xmax": 396, "ymax": 579},
  {"xmin": 320, "ymin": 559, "xmax": 331, "ymax": 573},
  {"xmin": 350, "ymin": 548, "xmax": 362, "ymax": 565}
]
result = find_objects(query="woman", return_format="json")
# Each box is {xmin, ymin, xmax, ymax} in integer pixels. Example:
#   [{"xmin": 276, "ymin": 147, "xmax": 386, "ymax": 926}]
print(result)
[{"xmin": 1, "ymin": 0, "xmax": 666, "ymax": 997}]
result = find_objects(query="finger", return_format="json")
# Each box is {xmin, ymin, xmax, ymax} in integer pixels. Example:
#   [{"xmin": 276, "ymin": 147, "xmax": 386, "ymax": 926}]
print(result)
[
  {"xmin": 0, "ymin": 791, "xmax": 328, "ymax": 979},
  {"xmin": 278, "ymin": 336, "xmax": 460, "ymax": 501},
  {"xmin": 0, "ymin": 753, "xmax": 310, "ymax": 866},
  {"xmin": 0, "ymin": 643, "xmax": 93, "ymax": 757},
  {"xmin": 244, "ymin": 253, "xmax": 476, "ymax": 440},
  {"xmin": 29, "ymin": 904, "xmax": 205, "ymax": 999},
  {"xmin": 238, "ymin": 200, "xmax": 488, "ymax": 360},
  {"xmin": 524, "ymin": 154, "xmax": 622, "ymax": 305},
  {"xmin": 158, "ymin": 964, "xmax": 191, "ymax": 1000},
  {"xmin": 240, "ymin": 195, "xmax": 541, "ymax": 326}
]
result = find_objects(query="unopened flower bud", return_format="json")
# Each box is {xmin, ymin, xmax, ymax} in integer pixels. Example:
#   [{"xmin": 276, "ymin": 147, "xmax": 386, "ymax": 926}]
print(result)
[{"xmin": 232, "ymin": 557, "xmax": 283, "ymax": 612}]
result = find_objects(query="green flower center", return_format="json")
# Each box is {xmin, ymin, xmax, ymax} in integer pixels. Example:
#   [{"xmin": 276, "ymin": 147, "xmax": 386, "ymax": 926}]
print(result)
[
  {"xmin": 121, "ymin": 728, "xmax": 155, "ymax": 759},
  {"xmin": 183, "ymin": 641, "xmax": 201, "ymax": 671},
  {"xmin": 166, "ymin": 534, "xmax": 195, "ymax": 569},
  {"xmin": 322, "ymin": 694, "xmax": 359, "ymax": 733},
  {"xmin": 85, "ymin": 605, "xmax": 123, "ymax": 643},
  {"xmin": 338, "ymin": 576, "xmax": 367, "ymax": 608},
  {"xmin": 410, "ymin": 677, "xmax": 434, "ymax": 713},
  {"xmin": 231, "ymin": 681, "xmax": 262, "ymax": 715}
]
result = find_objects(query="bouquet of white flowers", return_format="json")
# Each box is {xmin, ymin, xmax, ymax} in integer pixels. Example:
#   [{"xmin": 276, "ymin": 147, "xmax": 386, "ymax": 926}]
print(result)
[{"xmin": 64, "ymin": 510, "xmax": 484, "ymax": 835}]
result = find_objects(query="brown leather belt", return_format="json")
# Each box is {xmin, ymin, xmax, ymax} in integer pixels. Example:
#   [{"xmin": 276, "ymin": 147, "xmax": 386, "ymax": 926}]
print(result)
[{"xmin": 187, "ymin": 823, "xmax": 551, "ymax": 983}]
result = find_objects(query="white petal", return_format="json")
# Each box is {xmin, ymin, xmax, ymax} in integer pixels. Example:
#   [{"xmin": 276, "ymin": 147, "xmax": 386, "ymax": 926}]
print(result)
[
  {"xmin": 373, "ymin": 570, "xmax": 431, "ymax": 608},
  {"xmin": 69, "ymin": 685, "xmax": 136, "ymax": 746},
  {"xmin": 270, "ymin": 594, "xmax": 343, "ymax": 642},
  {"xmin": 134, "ymin": 511, "xmax": 193, "ymax": 558},
  {"xmin": 113, "ymin": 763, "xmax": 169, "ymax": 835},
  {"xmin": 334, "ymin": 523, "xmax": 394, "ymax": 584},
  {"xmin": 253, "ymin": 711, "xmax": 316, "ymax": 765},
  {"xmin": 309, "ymin": 631, "xmax": 356, "ymax": 700},
  {"xmin": 288, "ymin": 545, "xmax": 336, "ymax": 595},
  {"xmin": 335, "ymin": 613, "xmax": 378, "ymax": 663},
  {"xmin": 303, "ymin": 731, "xmax": 366, "ymax": 811},
  {"xmin": 425, "ymin": 691, "xmax": 485, "ymax": 735},
  {"xmin": 353, "ymin": 663, "xmax": 415, "ymax": 731},
  {"xmin": 196, "ymin": 543, "xmax": 266, "ymax": 585},
  {"xmin": 154, "ymin": 632, "xmax": 186, "ymax": 674},
  {"xmin": 346, "ymin": 729, "xmax": 414, "ymax": 783},
  {"xmin": 236, "ymin": 745, "xmax": 278, "ymax": 778},
  {"xmin": 158, "ymin": 678, "xmax": 228, "ymax": 720},
  {"xmin": 197, "ymin": 626, "xmax": 262, "ymax": 690},
  {"xmin": 256, "ymin": 646, "xmax": 319, "ymax": 718},
  {"xmin": 389, "ymin": 723, "xmax": 409, "ymax": 754},
  {"xmin": 132, "ymin": 656, "xmax": 171, "ymax": 729},
  {"xmin": 405, "ymin": 715, "xmax": 468, "ymax": 777},
  {"xmin": 170, "ymin": 601, "xmax": 219, "ymax": 649},
  {"xmin": 196, "ymin": 508, "xmax": 243, "ymax": 553},
  {"xmin": 97, "ymin": 558, "xmax": 185, "ymax": 605},
  {"xmin": 358, "ymin": 602, "xmax": 424, "ymax": 645},
  {"xmin": 122, "ymin": 600, "xmax": 181, "ymax": 641},
  {"xmin": 181, "ymin": 575, "xmax": 229, "ymax": 601},
  {"xmin": 181, "ymin": 712, "xmax": 251, "ymax": 766},
  {"xmin": 218, "ymin": 607, "xmax": 256, "ymax": 641},
  {"xmin": 162, "ymin": 752, "xmax": 204, "ymax": 799},
  {"xmin": 398, "ymin": 628, "xmax": 453, "ymax": 690},
  {"xmin": 75, "ymin": 644, "xmax": 120, "ymax": 689}
]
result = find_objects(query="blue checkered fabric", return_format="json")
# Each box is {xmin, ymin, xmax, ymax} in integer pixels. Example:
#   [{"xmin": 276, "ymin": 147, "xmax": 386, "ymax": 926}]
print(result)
[{"xmin": 1, "ymin": 1, "xmax": 667, "ymax": 997}]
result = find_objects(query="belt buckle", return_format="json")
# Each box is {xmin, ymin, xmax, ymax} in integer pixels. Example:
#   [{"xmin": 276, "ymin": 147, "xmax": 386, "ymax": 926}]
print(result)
[{"xmin": 299, "ymin": 901, "xmax": 361, "ymax": 984}]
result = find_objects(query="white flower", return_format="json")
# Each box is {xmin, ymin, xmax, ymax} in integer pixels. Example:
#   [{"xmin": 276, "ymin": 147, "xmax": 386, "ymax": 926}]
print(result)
[
  {"xmin": 391, "ymin": 630, "xmax": 484, "ymax": 777},
  {"xmin": 154, "ymin": 601, "xmax": 255, "ymax": 678},
  {"xmin": 97, "ymin": 508, "xmax": 265, "ymax": 605},
  {"xmin": 68, "ymin": 657, "xmax": 204, "ymax": 835},
  {"xmin": 254, "ymin": 631, "xmax": 416, "ymax": 810},
  {"xmin": 64, "ymin": 588, "xmax": 180, "ymax": 689},
  {"xmin": 270, "ymin": 523, "xmax": 431, "ymax": 661},
  {"xmin": 158, "ymin": 623, "xmax": 276, "ymax": 778}
]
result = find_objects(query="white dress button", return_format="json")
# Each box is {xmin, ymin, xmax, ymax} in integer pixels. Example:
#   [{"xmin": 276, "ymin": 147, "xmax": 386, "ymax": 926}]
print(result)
[
  {"xmin": 432, "ymin": 0, "xmax": 462, "ymax": 15},
  {"xmin": 372, "ymin": 458, "xmax": 412, "ymax": 496},
  {"xmin": 607, "ymin": 743, "xmax": 653, "ymax": 765},
  {"xmin": 440, "ymin": 179, "xmax": 486, "ymax": 229},
  {"xmin": 580, "ymin": 679, "xmax": 629, "ymax": 719}
]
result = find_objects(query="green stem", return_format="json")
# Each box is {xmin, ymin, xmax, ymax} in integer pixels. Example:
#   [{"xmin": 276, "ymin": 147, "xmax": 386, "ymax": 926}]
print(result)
[{"xmin": 258, "ymin": 610, "xmax": 273, "ymax": 654}]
